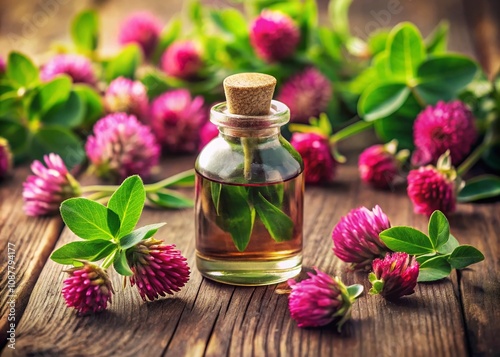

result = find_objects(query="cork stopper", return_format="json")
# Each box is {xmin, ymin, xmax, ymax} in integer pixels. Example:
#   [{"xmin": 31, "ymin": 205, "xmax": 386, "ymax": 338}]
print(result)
[{"xmin": 223, "ymin": 73, "xmax": 277, "ymax": 116}]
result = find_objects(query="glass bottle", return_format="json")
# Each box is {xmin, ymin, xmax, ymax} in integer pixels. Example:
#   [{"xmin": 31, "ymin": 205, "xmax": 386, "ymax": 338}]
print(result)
[{"xmin": 195, "ymin": 73, "xmax": 304, "ymax": 286}]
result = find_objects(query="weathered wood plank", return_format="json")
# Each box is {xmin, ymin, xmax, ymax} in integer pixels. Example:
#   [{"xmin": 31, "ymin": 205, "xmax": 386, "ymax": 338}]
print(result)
[
  {"xmin": 449, "ymin": 206, "xmax": 500, "ymax": 357},
  {"xmin": 7, "ymin": 159, "xmax": 481, "ymax": 357},
  {"xmin": 462, "ymin": 0, "xmax": 500, "ymax": 79},
  {"xmin": 0, "ymin": 168, "xmax": 63, "ymax": 347},
  {"xmin": 459, "ymin": 2, "xmax": 500, "ymax": 355}
]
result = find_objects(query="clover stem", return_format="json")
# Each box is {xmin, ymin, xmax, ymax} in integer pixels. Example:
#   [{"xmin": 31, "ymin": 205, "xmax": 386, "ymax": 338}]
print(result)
[
  {"xmin": 409, "ymin": 86, "xmax": 427, "ymax": 108},
  {"xmin": 457, "ymin": 140, "xmax": 490, "ymax": 176},
  {"xmin": 101, "ymin": 251, "xmax": 116, "ymax": 269},
  {"xmin": 81, "ymin": 169, "xmax": 196, "ymax": 194},
  {"xmin": 330, "ymin": 120, "xmax": 373, "ymax": 144},
  {"xmin": 241, "ymin": 137, "xmax": 255, "ymax": 180}
]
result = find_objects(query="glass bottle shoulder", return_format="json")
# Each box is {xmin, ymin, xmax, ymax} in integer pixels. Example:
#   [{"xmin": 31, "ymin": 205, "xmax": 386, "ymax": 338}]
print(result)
[{"xmin": 196, "ymin": 135, "xmax": 303, "ymax": 184}]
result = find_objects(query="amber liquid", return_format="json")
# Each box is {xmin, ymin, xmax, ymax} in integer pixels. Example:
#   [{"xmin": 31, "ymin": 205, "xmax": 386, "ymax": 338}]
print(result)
[{"xmin": 195, "ymin": 172, "xmax": 304, "ymax": 285}]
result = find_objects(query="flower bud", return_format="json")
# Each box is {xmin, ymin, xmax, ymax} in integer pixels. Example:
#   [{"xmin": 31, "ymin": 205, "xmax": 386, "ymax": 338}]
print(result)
[
  {"xmin": 288, "ymin": 268, "xmax": 361, "ymax": 329},
  {"xmin": 118, "ymin": 12, "xmax": 162, "ymax": 58},
  {"xmin": 62, "ymin": 263, "xmax": 113, "ymax": 314},
  {"xmin": 332, "ymin": 205, "xmax": 391, "ymax": 269},
  {"xmin": 22, "ymin": 154, "xmax": 80, "ymax": 216},
  {"xmin": 161, "ymin": 40, "xmax": 203, "ymax": 80},
  {"xmin": 412, "ymin": 100, "xmax": 477, "ymax": 166},
  {"xmin": 290, "ymin": 132, "xmax": 336, "ymax": 184},
  {"xmin": 407, "ymin": 151, "xmax": 459, "ymax": 216},
  {"xmin": 369, "ymin": 252, "xmax": 419, "ymax": 300},
  {"xmin": 0, "ymin": 138, "xmax": 13, "ymax": 179},
  {"xmin": 85, "ymin": 113, "xmax": 160, "ymax": 182},
  {"xmin": 250, "ymin": 11, "xmax": 300, "ymax": 62},
  {"xmin": 277, "ymin": 68, "xmax": 332, "ymax": 123}
]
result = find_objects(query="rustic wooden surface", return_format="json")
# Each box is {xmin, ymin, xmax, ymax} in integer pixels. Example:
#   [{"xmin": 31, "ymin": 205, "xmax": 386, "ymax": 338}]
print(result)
[
  {"xmin": 1, "ymin": 0, "xmax": 499, "ymax": 356},
  {"xmin": 1, "ymin": 153, "xmax": 499, "ymax": 357}
]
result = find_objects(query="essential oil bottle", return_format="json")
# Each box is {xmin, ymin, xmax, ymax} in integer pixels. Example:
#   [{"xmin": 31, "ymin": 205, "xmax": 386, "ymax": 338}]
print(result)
[{"xmin": 195, "ymin": 73, "xmax": 304, "ymax": 286}]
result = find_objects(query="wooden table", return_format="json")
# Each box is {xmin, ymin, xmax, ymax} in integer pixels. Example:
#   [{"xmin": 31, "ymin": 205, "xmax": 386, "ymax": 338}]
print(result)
[
  {"xmin": 1, "ymin": 1, "xmax": 499, "ymax": 356},
  {"xmin": 1, "ymin": 151, "xmax": 499, "ymax": 357}
]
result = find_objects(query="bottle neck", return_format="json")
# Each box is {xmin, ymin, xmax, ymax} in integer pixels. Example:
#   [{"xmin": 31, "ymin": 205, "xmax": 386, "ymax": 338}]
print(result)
[
  {"xmin": 218, "ymin": 126, "xmax": 281, "ymax": 139},
  {"xmin": 210, "ymin": 100, "xmax": 290, "ymax": 139}
]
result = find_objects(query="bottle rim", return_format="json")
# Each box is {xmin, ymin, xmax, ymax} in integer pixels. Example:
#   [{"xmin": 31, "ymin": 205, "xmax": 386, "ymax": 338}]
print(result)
[{"xmin": 210, "ymin": 100, "xmax": 290, "ymax": 130}]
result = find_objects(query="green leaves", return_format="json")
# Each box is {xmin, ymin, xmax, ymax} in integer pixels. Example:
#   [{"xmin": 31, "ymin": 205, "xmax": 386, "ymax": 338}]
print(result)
[
  {"xmin": 73, "ymin": 84, "xmax": 104, "ymax": 126},
  {"xmin": 417, "ymin": 255, "xmax": 451, "ymax": 282},
  {"xmin": 253, "ymin": 192, "xmax": 293, "ymax": 242},
  {"xmin": 60, "ymin": 198, "xmax": 120, "ymax": 241},
  {"xmin": 380, "ymin": 210, "xmax": 484, "ymax": 282},
  {"xmin": 105, "ymin": 44, "xmax": 142, "ymax": 82},
  {"xmin": 29, "ymin": 76, "xmax": 72, "ymax": 118},
  {"xmin": 380, "ymin": 212, "xmax": 452, "ymax": 281},
  {"xmin": 425, "ymin": 21, "xmax": 449, "ymax": 54},
  {"xmin": 415, "ymin": 55, "xmax": 477, "ymax": 104},
  {"xmin": 51, "ymin": 240, "xmax": 116, "ymax": 265},
  {"xmin": 147, "ymin": 191, "xmax": 194, "ymax": 209},
  {"xmin": 30, "ymin": 127, "xmax": 85, "ymax": 169},
  {"xmin": 108, "ymin": 176, "xmax": 146, "ymax": 237},
  {"xmin": 53, "ymin": 175, "xmax": 168, "ymax": 276},
  {"xmin": 356, "ymin": 22, "xmax": 477, "ymax": 147},
  {"xmin": 2, "ymin": 47, "xmax": 101, "ymax": 164},
  {"xmin": 358, "ymin": 82, "xmax": 410, "ymax": 121},
  {"xmin": 152, "ymin": 17, "xmax": 181, "ymax": 64},
  {"xmin": 380, "ymin": 226, "xmax": 434, "ymax": 255},
  {"xmin": 41, "ymin": 90, "xmax": 85, "ymax": 127},
  {"xmin": 428, "ymin": 211, "xmax": 450, "ymax": 249},
  {"xmin": 449, "ymin": 246, "xmax": 485, "ymax": 270},
  {"xmin": 216, "ymin": 185, "xmax": 255, "ymax": 252},
  {"xmin": 387, "ymin": 23, "xmax": 425, "ymax": 81},
  {"xmin": 457, "ymin": 175, "xmax": 500, "ymax": 202},
  {"xmin": 7, "ymin": 52, "xmax": 39, "ymax": 88},
  {"xmin": 71, "ymin": 10, "xmax": 99, "ymax": 53},
  {"xmin": 210, "ymin": 181, "xmax": 295, "ymax": 252},
  {"xmin": 209, "ymin": 8, "xmax": 248, "ymax": 39},
  {"xmin": 119, "ymin": 223, "xmax": 165, "ymax": 249},
  {"xmin": 113, "ymin": 250, "xmax": 133, "ymax": 276}
]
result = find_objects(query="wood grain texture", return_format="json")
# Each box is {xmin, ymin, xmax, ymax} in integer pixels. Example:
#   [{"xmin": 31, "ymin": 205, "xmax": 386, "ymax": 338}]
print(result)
[
  {"xmin": 449, "ymin": 207, "xmax": 500, "ymax": 357},
  {"xmin": 462, "ymin": 0, "xmax": 500, "ymax": 79},
  {"xmin": 7, "ymin": 158, "xmax": 495, "ymax": 357},
  {"xmin": 0, "ymin": 168, "xmax": 64, "ymax": 347}
]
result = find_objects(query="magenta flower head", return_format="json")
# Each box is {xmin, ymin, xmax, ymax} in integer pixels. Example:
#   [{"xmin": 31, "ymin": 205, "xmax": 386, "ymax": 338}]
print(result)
[
  {"xmin": 23, "ymin": 154, "xmax": 80, "ymax": 216},
  {"xmin": 85, "ymin": 113, "xmax": 160, "ymax": 182},
  {"xmin": 369, "ymin": 252, "xmax": 419, "ymax": 300},
  {"xmin": 250, "ymin": 10, "xmax": 300, "ymax": 62},
  {"xmin": 118, "ymin": 12, "xmax": 162, "ymax": 58},
  {"xmin": 288, "ymin": 268, "xmax": 362, "ymax": 329},
  {"xmin": 332, "ymin": 205, "xmax": 391, "ymax": 270},
  {"xmin": 0, "ymin": 56, "xmax": 5, "ymax": 75},
  {"xmin": 62, "ymin": 263, "xmax": 113, "ymax": 315},
  {"xmin": 128, "ymin": 238, "xmax": 190, "ymax": 301},
  {"xmin": 41, "ymin": 54, "xmax": 96, "ymax": 84},
  {"xmin": 277, "ymin": 68, "xmax": 332, "ymax": 123},
  {"xmin": 199, "ymin": 120, "xmax": 219, "ymax": 150},
  {"xmin": 412, "ymin": 100, "xmax": 477, "ymax": 166},
  {"xmin": 0, "ymin": 137, "xmax": 13, "ymax": 179},
  {"xmin": 290, "ymin": 132, "xmax": 336, "ymax": 184},
  {"xmin": 161, "ymin": 40, "xmax": 203, "ymax": 80},
  {"xmin": 104, "ymin": 77, "xmax": 149, "ymax": 120},
  {"xmin": 407, "ymin": 151, "xmax": 459, "ymax": 216},
  {"xmin": 150, "ymin": 89, "xmax": 206, "ymax": 153},
  {"xmin": 358, "ymin": 140, "xmax": 409, "ymax": 189}
]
